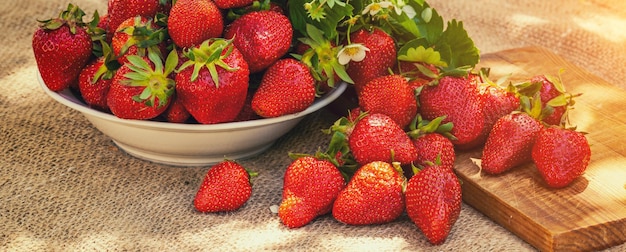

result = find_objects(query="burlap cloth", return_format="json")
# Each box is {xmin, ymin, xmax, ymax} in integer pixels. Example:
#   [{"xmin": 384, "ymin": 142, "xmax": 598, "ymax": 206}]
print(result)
[{"xmin": 1, "ymin": 0, "xmax": 624, "ymax": 251}]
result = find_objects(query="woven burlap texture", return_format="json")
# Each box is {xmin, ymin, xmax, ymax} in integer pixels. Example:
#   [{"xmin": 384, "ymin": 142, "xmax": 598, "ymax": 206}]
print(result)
[{"xmin": 1, "ymin": 0, "xmax": 625, "ymax": 251}]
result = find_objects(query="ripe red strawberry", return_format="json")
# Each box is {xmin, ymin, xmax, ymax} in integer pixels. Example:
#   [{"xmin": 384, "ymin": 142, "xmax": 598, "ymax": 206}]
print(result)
[
  {"xmin": 516, "ymin": 74, "xmax": 580, "ymax": 126},
  {"xmin": 358, "ymin": 74, "xmax": 418, "ymax": 129},
  {"xmin": 405, "ymin": 163, "xmax": 462, "ymax": 245},
  {"xmin": 162, "ymin": 93, "xmax": 191, "ymax": 123},
  {"xmin": 348, "ymin": 113, "xmax": 418, "ymax": 166},
  {"xmin": 332, "ymin": 161, "xmax": 405, "ymax": 225},
  {"xmin": 175, "ymin": 39, "xmax": 250, "ymax": 124},
  {"xmin": 407, "ymin": 116, "xmax": 456, "ymax": 171},
  {"xmin": 224, "ymin": 10, "xmax": 293, "ymax": 73},
  {"xmin": 481, "ymin": 112, "xmax": 543, "ymax": 174},
  {"xmin": 78, "ymin": 42, "xmax": 120, "ymax": 111},
  {"xmin": 33, "ymin": 4, "xmax": 93, "ymax": 92},
  {"xmin": 251, "ymin": 58, "xmax": 316, "ymax": 118},
  {"xmin": 345, "ymin": 28, "xmax": 396, "ymax": 94},
  {"xmin": 213, "ymin": 0, "xmax": 256, "ymax": 9},
  {"xmin": 532, "ymin": 126, "xmax": 591, "ymax": 188},
  {"xmin": 194, "ymin": 160, "xmax": 255, "ymax": 212},
  {"xmin": 418, "ymin": 76, "xmax": 485, "ymax": 150},
  {"xmin": 477, "ymin": 79, "xmax": 520, "ymax": 143},
  {"xmin": 167, "ymin": 0, "xmax": 223, "ymax": 48},
  {"xmin": 279, "ymin": 156, "xmax": 346, "ymax": 228},
  {"xmin": 111, "ymin": 16, "xmax": 167, "ymax": 64},
  {"xmin": 106, "ymin": 0, "xmax": 167, "ymax": 39},
  {"xmin": 107, "ymin": 52, "xmax": 176, "ymax": 119},
  {"xmin": 233, "ymin": 90, "xmax": 261, "ymax": 122}
]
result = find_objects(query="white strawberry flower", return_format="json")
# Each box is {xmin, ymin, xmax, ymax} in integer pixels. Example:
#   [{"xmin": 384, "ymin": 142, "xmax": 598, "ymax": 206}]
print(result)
[
  {"xmin": 362, "ymin": 1, "xmax": 394, "ymax": 16},
  {"xmin": 337, "ymin": 43, "xmax": 370, "ymax": 65},
  {"xmin": 392, "ymin": 0, "xmax": 417, "ymax": 19}
]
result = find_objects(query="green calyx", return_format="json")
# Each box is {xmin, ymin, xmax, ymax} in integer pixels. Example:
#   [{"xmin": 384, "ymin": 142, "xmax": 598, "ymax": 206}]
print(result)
[
  {"xmin": 294, "ymin": 24, "xmax": 354, "ymax": 91},
  {"xmin": 38, "ymin": 3, "xmax": 87, "ymax": 34},
  {"xmin": 177, "ymin": 38, "xmax": 239, "ymax": 87},
  {"xmin": 123, "ymin": 50, "xmax": 178, "ymax": 108},
  {"xmin": 407, "ymin": 114, "xmax": 456, "ymax": 141},
  {"xmin": 117, "ymin": 16, "xmax": 166, "ymax": 61},
  {"xmin": 92, "ymin": 41, "xmax": 121, "ymax": 84}
]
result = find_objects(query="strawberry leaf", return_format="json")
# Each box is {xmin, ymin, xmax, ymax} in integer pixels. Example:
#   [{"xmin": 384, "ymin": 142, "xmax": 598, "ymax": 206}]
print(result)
[{"xmin": 437, "ymin": 19, "xmax": 480, "ymax": 71}]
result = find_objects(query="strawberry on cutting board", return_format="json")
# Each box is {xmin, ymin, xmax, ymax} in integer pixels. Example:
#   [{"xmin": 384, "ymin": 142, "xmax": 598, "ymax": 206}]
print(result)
[
  {"xmin": 33, "ymin": 4, "xmax": 93, "ymax": 92},
  {"xmin": 194, "ymin": 160, "xmax": 256, "ymax": 212},
  {"xmin": 532, "ymin": 126, "xmax": 591, "ymax": 188},
  {"xmin": 480, "ymin": 112, "xmax": 544, "ymax": 174}
]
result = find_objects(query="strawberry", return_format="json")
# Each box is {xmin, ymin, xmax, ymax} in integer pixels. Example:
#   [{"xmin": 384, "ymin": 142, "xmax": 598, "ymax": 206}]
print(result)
[
  {"xmin": 332, "ymin": 161, "xmax": 405, "ymax": 225},
  {"xmin": 481, "ymin": 112, "xmax": 543, "ymax": 174},
  {"xmin": 477, "ymin": 77, "xmax": 520, "ymax": 144},
  {"xmin": 295, "ymin": 25, "xmax": 351, "ymax": 91},
  {"xmin": 106, "ymin": 0, "xmax": 167, "ymax": 39},
  {"xmin": 418, "ymin": 76, "xmax": 485, "ymax": 150},
  {"xmin": 111, "ymin": 16, "xmax": 167, "ymax": 64},
  {"xmin": 213, "ymin": 0, "xmax": 256, "ymax": 9},
  {"xmin": 358, "ymin": 74, "xmax": 418, "ymax": 129},
  {"xmin": 345, "ymin": 28, "xmax": 397, "ymax": 94},
  {"xmin": 233, "ymin": 90, "xmax": 261, "ymax": 122},
  {"xmin": 167, "ymin": 0, "xmax": 224, "ymax": 48},
  {"xmin": 162, "ymin": 93, "xmax": 191, "ymax": 123},
  {"xmin": 405, "ymin": 163, "xmax": 462, "ymax": 245},
  {"xmin": 348, "ymin": 113, "xmax": 418, "ymax": 166},
  {"xmin": 532, "ymin": 126, "xmax": 591, "ymax": 188},
  {"xmin": 194, "ymin": 160, "xmax": 255, "ymax": 212},
  {"xmin": 33, "ymin": 4, "xmax": 93, "ymax": 92},
  {"xmin": 407, "ymin": 115, "xmax": 456, "ymax": 171},
  {"xmin": 106, "ymin": 52, "xmax": 177, "ymax": 119},
  {"xmin": 532, "ymin": 75, "xmax": 567, "ymax": 125},
  {"xmin": 251, "ymin": 58, "xmax": 316, "ymax": 118},
  {"xmin": 517, "ymin": 74, "xmax": 579, "ymax": 126},
  {"xmin": 78, "ymin": 41, "xmax": 120, "ymax": 111},
  {"xmin": 175, "ymin": 39, "xmax": 250, "ymax": 124},
  {"xmin": 278, "ymin": 156, "xmax": 346, "ymax": 228},
  {"xmin": 224, "ymin": 10, "xmax": 293, "ymax": 73}
]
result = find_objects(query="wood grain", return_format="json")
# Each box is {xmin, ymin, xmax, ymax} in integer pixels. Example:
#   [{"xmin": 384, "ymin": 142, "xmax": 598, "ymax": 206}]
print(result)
[{"xmin": 455, "ymin": 46, "xmax": 626, "ymax": 252}]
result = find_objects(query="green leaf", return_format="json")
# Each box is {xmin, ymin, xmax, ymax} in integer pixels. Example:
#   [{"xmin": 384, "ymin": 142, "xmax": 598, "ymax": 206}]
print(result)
[
  {"xmin": 438, "ymin": 19, "xmax": 480, "ymax": 71},
  {"xmin": 397, "ymin": 45, "xmax": 447, "ymax": 67},
  {"xmin": 289, "ymin": 0, "xmax": 353, "ymax": 40},
  {"xmin": 415, "ymin": 4, "xmax": 444, "ymax": 45}
]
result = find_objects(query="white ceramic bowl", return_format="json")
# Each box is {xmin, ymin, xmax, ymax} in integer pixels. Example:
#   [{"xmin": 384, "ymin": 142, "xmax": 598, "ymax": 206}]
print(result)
[{"xmin": 38, "ymin": 72, "xmax": 347, "ymax": 167}]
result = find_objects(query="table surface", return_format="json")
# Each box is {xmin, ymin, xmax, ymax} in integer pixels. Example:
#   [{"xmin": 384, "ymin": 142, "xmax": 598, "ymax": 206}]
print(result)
[{"xmin": 1, "ymin": 0, "xmax": 625, "ymax": 251}]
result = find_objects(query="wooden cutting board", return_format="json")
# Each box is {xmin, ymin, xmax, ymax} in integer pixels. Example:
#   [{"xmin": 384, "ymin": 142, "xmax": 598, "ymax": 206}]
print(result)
[{"xmin": 455, "ymin": 46, "xmax": 626, "ymax": 252}]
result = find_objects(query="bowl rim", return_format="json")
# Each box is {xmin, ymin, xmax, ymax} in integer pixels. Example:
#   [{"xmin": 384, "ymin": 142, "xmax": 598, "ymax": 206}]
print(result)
[{"xmin": 37, "ymin": 71, "xmax": 347, "ymax": 131}]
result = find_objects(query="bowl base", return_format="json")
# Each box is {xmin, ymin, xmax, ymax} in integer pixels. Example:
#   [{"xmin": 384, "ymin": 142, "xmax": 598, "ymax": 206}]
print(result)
[{"xmin": 112, "ymin": 140, "xmax": 275, "ymax": 167}]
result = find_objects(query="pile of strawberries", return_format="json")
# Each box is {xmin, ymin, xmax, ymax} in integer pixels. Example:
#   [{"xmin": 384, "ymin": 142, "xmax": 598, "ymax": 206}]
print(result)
[
  {"xmin": 33, "ymin": 0, "xmax": 591, "ymax": 246},
  {"xmin": 33, "ymin": 0, "xmax": 318, "ymax": 124}
]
